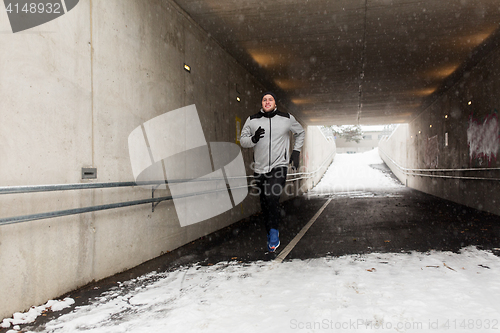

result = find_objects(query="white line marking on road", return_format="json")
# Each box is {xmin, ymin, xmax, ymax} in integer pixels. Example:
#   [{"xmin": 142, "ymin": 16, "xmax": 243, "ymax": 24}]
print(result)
[{"xmin": 274, "ymin": 198, "xmax": 332, "ymax": 263}]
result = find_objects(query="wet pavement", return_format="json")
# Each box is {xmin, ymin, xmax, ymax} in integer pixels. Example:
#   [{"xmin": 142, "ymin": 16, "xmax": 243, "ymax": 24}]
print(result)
[
  {"xmin": 7, "ymin": 182, "xmax": 500, "ymax": 332},
  {"xmin": 292, "ymin": 187, "xmax": 500, "ymax": 259}
]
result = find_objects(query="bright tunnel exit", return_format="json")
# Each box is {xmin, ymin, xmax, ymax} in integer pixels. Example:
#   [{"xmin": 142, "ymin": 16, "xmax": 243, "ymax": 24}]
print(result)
[{"xmin": 308, "ymin": 125, "xmax": 403, "ymax": 197}]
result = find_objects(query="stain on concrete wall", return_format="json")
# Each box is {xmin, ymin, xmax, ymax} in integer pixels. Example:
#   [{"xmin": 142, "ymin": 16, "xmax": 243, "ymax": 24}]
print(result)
[
  {"xmin": 467, "ymin": 112, "xmax": 500, "ymax": 166},
  {"xmin": 425, "ymin": 135, "xmax": 439, "ymax": 168}
]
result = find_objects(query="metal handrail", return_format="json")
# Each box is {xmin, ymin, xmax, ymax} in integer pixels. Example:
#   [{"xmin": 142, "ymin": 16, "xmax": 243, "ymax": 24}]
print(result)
[
  {"xmin": 0, "ymin": 196, "xmax": 170, "ymax": 226},
  {"xmin": 379, "ymin": 149, "xmax": 500, "ymax": 181},
  {"xmin": 404, "ymin": 173, "xmax": 500, "ymax": 181},
  {"xmin": 0, "ymin": 150, "xmax": 336, "ymax": 226},
  {"xmin": 0, "ymin": 177, "xmax": 253, "ymax": 195},
  {"xmin": 0, "ymin": 150, "xmax": 336, "ymax": 194},
  {"xmin": 0, "ymin": 184, "xmax": 250, "ymax": 227}
]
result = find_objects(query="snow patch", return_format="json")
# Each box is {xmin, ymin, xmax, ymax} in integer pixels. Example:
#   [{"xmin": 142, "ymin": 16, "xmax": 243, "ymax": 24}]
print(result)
[{"xmin": 1, "ymin": 298, "xmax": 75, "ymax": 329}]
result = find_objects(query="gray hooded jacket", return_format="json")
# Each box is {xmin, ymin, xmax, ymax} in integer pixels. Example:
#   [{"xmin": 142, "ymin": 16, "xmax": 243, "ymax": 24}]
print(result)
[{"xmin": 240, "ymin": 109, "xmax": 305, "ymax": 174}]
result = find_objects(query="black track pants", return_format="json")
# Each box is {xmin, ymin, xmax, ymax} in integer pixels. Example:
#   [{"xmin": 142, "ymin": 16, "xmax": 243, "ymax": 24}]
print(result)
[{"xmin": 254, "ymin": 166, "xmax": 288, "ymax": 234}]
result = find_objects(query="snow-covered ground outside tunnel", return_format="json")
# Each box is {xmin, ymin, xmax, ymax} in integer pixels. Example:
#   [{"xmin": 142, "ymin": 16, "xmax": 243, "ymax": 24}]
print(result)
[
  {"xmin": 3, "ymin": 149, "xmax": 500, "ymax": 333},
  {"xmin": 307, "ymin": 148, "xmax": 404, "ymax": 197}
]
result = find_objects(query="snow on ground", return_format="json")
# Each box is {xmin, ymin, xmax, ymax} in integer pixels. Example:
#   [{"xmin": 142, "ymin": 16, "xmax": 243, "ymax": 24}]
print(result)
[
  {"xmin": 4, "ymin": 149, "xmax": 500, "ymax": 333},
  {"xmin": 309, "ymin": 148, "xmax": 403, "ymax": 196},
  {"xmin": 1, "ymin": 299, "xmax": 75, "ymax": 331},
  {"xmin": 27, "ymin": 248, "xmax": 500, "ymax": 333}
]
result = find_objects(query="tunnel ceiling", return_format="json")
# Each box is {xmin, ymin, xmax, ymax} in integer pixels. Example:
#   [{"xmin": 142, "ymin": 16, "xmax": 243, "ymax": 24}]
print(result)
[{"xmin": 173, "ymin": 0, "xmax": 500, "ymax": 125}]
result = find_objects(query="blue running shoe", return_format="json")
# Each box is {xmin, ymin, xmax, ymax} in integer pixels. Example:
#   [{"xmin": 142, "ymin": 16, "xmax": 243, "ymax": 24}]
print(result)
[{"xmin": 268, "ymin": 228, "xmax": 280, "ymax": 252}]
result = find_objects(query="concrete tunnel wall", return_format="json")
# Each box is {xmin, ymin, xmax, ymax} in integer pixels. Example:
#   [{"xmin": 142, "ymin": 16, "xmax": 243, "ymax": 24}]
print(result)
[
  {"xmin": 0, "ymin": 0, "xmax": 335, "ymax": 319},
  {"xmin": 301, "ymin": 126, "xmax": 337, "ymax": 192},
  {"xmin": 379, "ymin": 40, "xmax": 500, "ymax": 216}
]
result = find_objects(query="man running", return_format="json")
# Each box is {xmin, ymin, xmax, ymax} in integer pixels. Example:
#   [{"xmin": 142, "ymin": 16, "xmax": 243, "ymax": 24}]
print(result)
[{"xmin": 240, "ymin": 92, "xmax": 305, "ymax": 252}]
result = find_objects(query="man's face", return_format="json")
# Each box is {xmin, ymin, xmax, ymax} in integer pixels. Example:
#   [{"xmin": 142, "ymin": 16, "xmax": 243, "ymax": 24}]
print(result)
[{"xmin": 262, "ymin": 94, "xmax": 276, "ymax": 112}]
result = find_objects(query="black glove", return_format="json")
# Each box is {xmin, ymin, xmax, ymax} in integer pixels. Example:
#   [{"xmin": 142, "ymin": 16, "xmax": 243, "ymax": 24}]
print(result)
[
  {"xmin": 290, "ymin": 150, "xmax": 300, "ymax": 170},
  {"xmin": 251, "ymin": 126, "xmax": 265, "ymax": 143}
]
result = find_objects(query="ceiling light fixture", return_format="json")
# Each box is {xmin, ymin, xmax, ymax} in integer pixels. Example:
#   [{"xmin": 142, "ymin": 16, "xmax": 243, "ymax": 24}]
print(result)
[
  {"xmin": 236, "ymin": 96, "xmax": 241, "ymax": 102},
  {"xmin": 183, "ymin": 63, "xmax": 191, "ymax": 73},
  {"xmin": 468, "ymin": 101, "xmax": 472, "ymax": 105}
]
